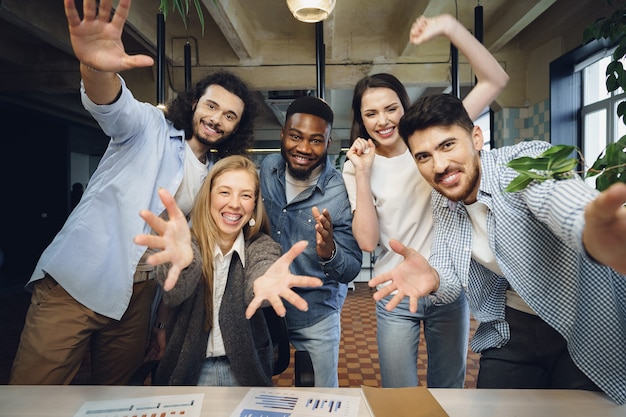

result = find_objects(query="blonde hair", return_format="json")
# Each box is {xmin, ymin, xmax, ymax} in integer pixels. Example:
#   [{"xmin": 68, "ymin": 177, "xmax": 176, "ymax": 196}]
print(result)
[{"xmin": 189, "ymin": 155, "xmax": 270, "ymax": 332}]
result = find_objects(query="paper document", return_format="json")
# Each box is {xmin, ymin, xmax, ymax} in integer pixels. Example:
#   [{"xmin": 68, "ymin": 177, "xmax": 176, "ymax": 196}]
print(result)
[
  {"xmin": 72, "ymin": 393, "xmax": 204, "ymax": 417},
  {"xmin": 231, "ymin": 387, "xmax": 361, "ymax": 417}
]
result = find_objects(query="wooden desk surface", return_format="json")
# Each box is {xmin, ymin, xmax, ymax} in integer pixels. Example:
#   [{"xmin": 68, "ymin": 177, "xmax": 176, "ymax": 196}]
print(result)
[{"xmin": 0, "ymin": 385, "xmax": 624, "ymax": 417}]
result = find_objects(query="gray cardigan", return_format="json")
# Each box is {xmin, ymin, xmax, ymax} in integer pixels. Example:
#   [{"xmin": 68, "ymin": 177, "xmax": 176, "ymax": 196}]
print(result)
[{"xmin": 154, "ymin": 233, "xmax": 282, "ymax": 386}]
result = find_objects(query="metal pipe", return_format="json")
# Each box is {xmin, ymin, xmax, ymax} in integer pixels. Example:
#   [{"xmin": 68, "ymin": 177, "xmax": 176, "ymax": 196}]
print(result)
[
  {"xmin": 184, "ymin": 42, "xmax": 192, "ymax": 92},
  {"xmin": 315, "ymin": 21, "xmax": 325, "ymax": 100},
  {"xmin": 475, "ymin": 4, "xmax": 483, "ymax": 44},
  {"xmin": 451, "ymin": 44, "xmax": 459, "ymax": 98},
  {"xmin": 156, "ymin": 12, "xmax": 165, "ymax": 103}
]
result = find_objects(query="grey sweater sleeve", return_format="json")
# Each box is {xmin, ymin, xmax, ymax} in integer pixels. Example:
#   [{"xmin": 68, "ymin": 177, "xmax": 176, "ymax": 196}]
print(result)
[{"xmin": 154, "ymin": 236, "xmax": 204, "ymax": 307}]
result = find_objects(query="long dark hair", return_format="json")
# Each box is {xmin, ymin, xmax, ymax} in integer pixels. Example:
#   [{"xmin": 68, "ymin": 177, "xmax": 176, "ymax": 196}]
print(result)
[
  {"xmin": 349, "ymin": 73, "xmax": 411, "ymax": 144},
  {"xmin": 165, "ymin": 71, "xmax": 260, "ymax": 158}
]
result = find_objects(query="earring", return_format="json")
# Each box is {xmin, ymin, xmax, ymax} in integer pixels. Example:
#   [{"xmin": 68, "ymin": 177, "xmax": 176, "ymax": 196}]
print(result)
[{"xmin": 248, "ymin": 218, "xmax": 256, "ymax": 227}]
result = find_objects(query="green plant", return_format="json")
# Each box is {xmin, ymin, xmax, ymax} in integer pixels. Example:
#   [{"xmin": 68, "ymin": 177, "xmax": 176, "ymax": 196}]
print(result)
[
  {"xmin": 159, "ymin": 0, "xmax": 204, "ymax": 34},
  {"xmin": 507, "ymin": 4, "xmax": 626, "ymax": 192}
]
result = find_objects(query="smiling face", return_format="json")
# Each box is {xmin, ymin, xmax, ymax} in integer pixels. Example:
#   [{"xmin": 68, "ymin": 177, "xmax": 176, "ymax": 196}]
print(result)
[
  {"xmin": 191, "ymin": 84, "xmax": 245, "ymax": 148},
  {"xmin": 360, "ymin": 87, "xmax": 406, "ymax": 156},
  {"xmin": 210, "ymin": 168, "xmax": 256, "ymax": 248},
  {"xmin": 408, "ymin": 124, "xmax": 484, "ymax": 204},
  {"xmin": 280, "ymin": 112, "xmax": 331, "ymax": 180}
]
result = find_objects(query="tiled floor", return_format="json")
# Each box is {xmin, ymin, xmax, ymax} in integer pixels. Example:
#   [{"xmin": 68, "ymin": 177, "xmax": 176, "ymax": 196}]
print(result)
[
  {"xmin": 1, "ymin": 282, "xmax": 480, "ymax": 388},
  {"xmin": 273, "ymin": 282, "xmax": 480, "ymax": 388}
]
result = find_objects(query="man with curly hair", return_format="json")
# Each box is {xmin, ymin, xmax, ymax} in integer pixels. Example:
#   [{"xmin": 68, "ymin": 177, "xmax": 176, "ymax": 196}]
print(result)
[{"xmin": 10, "ymin": 0, "xmax": 260, "ymax": 386}]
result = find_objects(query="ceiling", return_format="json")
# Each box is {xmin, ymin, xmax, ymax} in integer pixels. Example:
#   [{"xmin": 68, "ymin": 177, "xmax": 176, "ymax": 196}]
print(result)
[{"xmin": 0, "ymin": 0, "xmax": 614, "ymax": 154}]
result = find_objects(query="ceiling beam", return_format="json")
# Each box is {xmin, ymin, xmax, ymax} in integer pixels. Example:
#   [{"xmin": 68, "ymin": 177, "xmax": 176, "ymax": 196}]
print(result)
[
  {"xmin": 486, "ymin": 0, "xmax": 556, "ymax": 52},
  {"xmin": 201, "ymin": 0, "xmax": 255, "ymax": 61},
  {"xmin": 399, "ymin": 0, "xmax": 449, "ymax": 57},
  {"xmin": 0, "ymin": 0, "xmax": 73, "ymax": 56}
]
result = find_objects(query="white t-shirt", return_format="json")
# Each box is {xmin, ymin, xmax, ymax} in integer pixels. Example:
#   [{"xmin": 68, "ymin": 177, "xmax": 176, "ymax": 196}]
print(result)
[
  {"xmin": 342, "ymin": 149, "xmax": 433, "ymax": 286},
  {"xmin": 465, "ymin": 200, "xmax": 536, "ymax": 315}
]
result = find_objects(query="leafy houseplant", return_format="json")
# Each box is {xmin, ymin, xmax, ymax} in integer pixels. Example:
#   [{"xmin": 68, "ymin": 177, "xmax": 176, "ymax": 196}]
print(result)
[
  {"xmin": 506, "ymin": 5, "xmax": 626, "ymax": 192},
  {"xmin": 159, "ymin": 0, "xmax": 205, "ymax": 33}
]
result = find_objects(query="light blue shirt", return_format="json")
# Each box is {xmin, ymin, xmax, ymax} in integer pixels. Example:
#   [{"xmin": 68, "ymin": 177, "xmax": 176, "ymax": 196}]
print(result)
[
  {"xmin": 28, "ymin": 76, "xmax": 205, "ymax": 320},
  {"xmin": 429, "ymin": 140, "xmax": 626, "ymax": 404},
  {"xmin": 260, "ymin": 154, "xmax": 362, "ymax": 330}
]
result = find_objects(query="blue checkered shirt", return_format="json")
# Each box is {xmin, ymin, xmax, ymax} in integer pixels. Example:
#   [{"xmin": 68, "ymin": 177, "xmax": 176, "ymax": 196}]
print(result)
[{"xmin": 430, "ymin": 140, "xmax": 626, "ymax": 404}]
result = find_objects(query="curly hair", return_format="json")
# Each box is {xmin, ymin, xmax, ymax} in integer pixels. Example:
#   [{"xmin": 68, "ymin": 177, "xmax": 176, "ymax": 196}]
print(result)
[{"xmin": 165, "ymin": 71, "xmax": 260, "ymax": 158}]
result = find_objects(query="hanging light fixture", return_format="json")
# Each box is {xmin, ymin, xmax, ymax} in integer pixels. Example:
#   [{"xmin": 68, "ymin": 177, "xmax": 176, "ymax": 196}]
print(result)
[{"xmin": 286, "ymin": 0, "xmax": 336, "ymax": 23}]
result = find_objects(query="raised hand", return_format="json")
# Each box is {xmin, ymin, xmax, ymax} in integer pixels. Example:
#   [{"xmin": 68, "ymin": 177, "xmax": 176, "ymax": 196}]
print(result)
[
  {"xmin": 346, "ymin": 137, "xmax": 376, "ymax": 173},
  {"xmin": 64, "ymin": 0, "xmax": 154, "ymax": 72},
  {"xmin": 134, "ymin": 188, "xmax": 193, "ymax": 291},
  {"xmin": 583, "ymin": 182, "xmax": 626, "ymax": 274},
  {"xmin": 409, "ymin": 14, "xmax": 452, "ymax": 46},
  {"xmin": 368, "ymin": 239, "xmax": 440, "ymax": 313},
  {"xmin": 312, "ymin": 207, "xmax": 335, "ymax": 260},
  {"xmin": 245, "ymin": 241, "xmax": 323, "ymax": 318}
]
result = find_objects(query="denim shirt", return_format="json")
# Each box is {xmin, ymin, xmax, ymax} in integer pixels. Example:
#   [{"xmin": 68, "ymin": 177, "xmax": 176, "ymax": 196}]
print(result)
[
  {"xmin": 260, "ymin": 154, "xmax": 362, "ymax": 329},
  {"xmin": 28, "ymin": 76, "xmax": 201, "ymax": 320},
  {"xmin": 429, "ymin": 140, "xmax": 626, "ymax": 405}
]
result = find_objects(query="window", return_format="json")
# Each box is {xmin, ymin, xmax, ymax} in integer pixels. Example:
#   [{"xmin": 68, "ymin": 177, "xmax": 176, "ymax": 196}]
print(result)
[
  {"xmin": 581, "ymin": 53, "xmax": 626, "ymax": 186},
  {"xmin": 474, "ymin": 106, "xmax": 492, "ymax": 151}
]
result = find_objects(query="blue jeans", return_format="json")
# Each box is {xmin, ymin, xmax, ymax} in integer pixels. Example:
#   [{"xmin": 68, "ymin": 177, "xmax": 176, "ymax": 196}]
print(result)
[
  {"xmin": 376, "ymin": 293, "xmax": 469, "ymax": 388},
  {"xmin": 196, "ymin": 356, "xmax": 240, "ymax": 386},
  {"xmin": 288, "ymin": 311, "xmax": 341, "ymax": 387}
]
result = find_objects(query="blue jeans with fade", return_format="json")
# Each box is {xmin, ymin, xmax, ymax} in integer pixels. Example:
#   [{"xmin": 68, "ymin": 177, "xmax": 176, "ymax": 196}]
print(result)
[
  {"xmin": 196, "ymin": 356, "xmax": 240, "ymax": 386},
  {"xmin": 288, "ymin": 311, "xmax": 341, "ymax": 387},
  {"xmin": 376, "ymin": 292, "xmax": 469, "ymax": 388}
]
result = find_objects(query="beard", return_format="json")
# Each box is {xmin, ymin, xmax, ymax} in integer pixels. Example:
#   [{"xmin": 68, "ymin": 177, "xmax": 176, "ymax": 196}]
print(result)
[
  {"xmin": 433, "ymin": 158, "xmax": 481, "ymax": 203},
  {"xmin": 281, "ymin": 147, "xmax": 327, "ymax": 181},
  {"xmin": 193, "ymin": 121, "xmax": 228, "ymax": 148}
]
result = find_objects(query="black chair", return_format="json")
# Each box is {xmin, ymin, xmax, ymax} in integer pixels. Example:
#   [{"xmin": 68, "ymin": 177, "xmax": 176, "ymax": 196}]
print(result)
[
  {"xmin": 128, "ymin": 307, "xmax": 314, "ymax": 386},
  {"xmin": 262, "ymin": 307, "xmax": 315, "ymax": 386}
]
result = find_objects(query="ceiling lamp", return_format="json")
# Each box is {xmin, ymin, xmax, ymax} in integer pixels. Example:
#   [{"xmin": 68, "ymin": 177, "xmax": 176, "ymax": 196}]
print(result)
[{"xmin": 286, "ymin": 0, "xmax": 336, "ymax": 23}]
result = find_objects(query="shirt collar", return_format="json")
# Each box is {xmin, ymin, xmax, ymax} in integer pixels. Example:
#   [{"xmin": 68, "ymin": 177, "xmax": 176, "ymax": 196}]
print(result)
[{"xmin": 213, "ymin": 230, "xmax": 246, "ymax": 267}]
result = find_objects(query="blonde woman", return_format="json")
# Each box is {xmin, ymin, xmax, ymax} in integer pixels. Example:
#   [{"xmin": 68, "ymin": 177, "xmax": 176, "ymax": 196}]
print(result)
[{"xmin": 135, "ymin": 156, "xmax": 321, "ymax": 386}]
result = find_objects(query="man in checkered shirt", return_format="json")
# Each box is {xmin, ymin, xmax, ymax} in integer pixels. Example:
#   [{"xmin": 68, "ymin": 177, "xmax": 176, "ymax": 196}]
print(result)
[{"xmin": 370, "ymin": 93, "xmax": 626, "ymax": 405}]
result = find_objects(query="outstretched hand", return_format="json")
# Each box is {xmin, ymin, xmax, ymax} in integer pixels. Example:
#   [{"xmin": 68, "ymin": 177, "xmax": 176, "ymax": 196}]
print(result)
[
  {"xmin": 368, "ymin": 239, "xmax": 439, "ymax": 313},
  {"xmin": 134, "ymin": 188, "xmax": 193, "ymax": 292},
  {"xmin": 64, "ymin": 0, "xmax": 154, "ymax": 71},
  {"xmin": 583, "ymin": 182, "xmax": 626, "ymax": 274},
  {"xmin": 245, "ymin": 241, "xmax": 323, "ymax": 319}
]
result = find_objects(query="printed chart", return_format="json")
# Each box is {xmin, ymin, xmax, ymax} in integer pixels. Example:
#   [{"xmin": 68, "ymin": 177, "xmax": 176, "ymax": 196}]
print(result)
[
  {"xmin": 231, "ymin": 388, "xmax": 360, "ymax": 417},
  {"xmin": 72, "ymin": 393, "xmax": 204, "ymax": 417}
]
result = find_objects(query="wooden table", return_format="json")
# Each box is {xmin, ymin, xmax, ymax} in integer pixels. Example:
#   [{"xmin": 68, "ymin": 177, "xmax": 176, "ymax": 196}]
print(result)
[{"xmin": 0, "ymin": 385, "xmax": 623, "ymax": 417}]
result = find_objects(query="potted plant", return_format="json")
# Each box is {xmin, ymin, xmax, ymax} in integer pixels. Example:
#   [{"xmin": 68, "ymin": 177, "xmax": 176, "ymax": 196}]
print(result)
[
  {"xmin": 159, "ymin": 0, "xmax": 204, "ymax": 33},
  {"xmin": 506, "ymin": 5, "xmax": 626, "ymax": 192}
]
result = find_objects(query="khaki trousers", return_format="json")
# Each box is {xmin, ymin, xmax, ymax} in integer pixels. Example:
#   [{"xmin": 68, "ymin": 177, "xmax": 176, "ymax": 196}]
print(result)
[{"xmin": 9, "ymin": 275, "xmax": 157, "ymax": 385}]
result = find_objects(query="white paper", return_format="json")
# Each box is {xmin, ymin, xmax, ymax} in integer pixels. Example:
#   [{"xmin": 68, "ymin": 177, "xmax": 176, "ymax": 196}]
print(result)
[
  {"xmin": 72, "ymin": 393, "xmax": 204, "ymax": 417},
  {"xmin": 230, "ymin": 388, "xmax": 360, "ymax": 417}
]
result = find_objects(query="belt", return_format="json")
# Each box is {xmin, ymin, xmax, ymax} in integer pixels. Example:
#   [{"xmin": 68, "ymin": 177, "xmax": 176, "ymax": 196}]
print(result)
[{"xmin": 133, "ymin": 270, "xmax": 153, "ymax": 283}]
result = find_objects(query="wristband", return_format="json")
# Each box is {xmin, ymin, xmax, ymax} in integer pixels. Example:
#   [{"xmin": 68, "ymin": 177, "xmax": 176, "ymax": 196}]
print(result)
[{"xmin": 155, "ymin": 322, "xmax": 166, "ymax": 330}]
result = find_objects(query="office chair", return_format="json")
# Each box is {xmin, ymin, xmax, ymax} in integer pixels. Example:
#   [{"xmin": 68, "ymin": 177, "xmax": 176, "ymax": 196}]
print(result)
[{"xmin": 128, "ymin": 307, "xmax": 314, "ymax": 386}]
